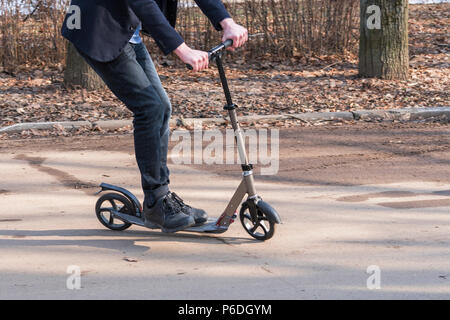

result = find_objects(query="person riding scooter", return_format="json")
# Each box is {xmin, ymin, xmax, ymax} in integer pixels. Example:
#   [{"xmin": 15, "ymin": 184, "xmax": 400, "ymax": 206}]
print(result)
[{"xmin": 61, "ymin": 0, "xmax": 248, "ymax": 233}]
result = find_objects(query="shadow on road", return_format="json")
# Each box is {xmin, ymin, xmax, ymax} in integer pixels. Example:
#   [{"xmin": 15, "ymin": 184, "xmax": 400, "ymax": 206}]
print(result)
[{"xmin": 0, "ymin": 228, "xmax": 257, "ymax": 252}]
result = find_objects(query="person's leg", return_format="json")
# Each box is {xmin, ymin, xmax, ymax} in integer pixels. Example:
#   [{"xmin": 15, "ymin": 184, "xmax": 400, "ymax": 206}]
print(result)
[
  {"xmin": 131, "ymin": 42, "xmax": 171, "ymax": 187},
  {"xmin": 131, "ymin": 42, "xmax": 208, "ymax": 226},
  {"xmin": 77, "ymin": 44, "xmax": 169, "ymax": 206}
]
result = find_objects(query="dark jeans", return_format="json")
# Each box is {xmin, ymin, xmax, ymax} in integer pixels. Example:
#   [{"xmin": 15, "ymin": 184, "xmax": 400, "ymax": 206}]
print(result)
[{"xmin": 78, "ymin": 42, "xmax": 172, "ymax": 206}]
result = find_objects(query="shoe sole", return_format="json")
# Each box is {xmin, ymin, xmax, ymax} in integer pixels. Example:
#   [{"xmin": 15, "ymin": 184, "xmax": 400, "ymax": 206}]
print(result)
[
  {"xmin": 146, "ymin": 220, "xmax": 205, "ymax": 230},
  {"xmin": 147, "ymin": 219, "xmax": 206, "ymax": 229},
  {"xmin": 193, "ymin": 220, "xmax": 207, "ymax": 227},
  {"xmin": 161, "ymin": 219, "xmax": 196, "ymax": 233},
  {"xmin": 153, "ymin": 215, "xmax": 195, "ymax": 233},
  {"xmin": 144, "ymin": 221, "xmax": 160, "ymax": 229}
]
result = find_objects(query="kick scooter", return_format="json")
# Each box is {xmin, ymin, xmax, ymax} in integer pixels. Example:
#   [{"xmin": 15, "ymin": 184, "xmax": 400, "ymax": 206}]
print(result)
[{"xmin": 95, "ymin": 40, "xmax": 281, "ymax": 241}]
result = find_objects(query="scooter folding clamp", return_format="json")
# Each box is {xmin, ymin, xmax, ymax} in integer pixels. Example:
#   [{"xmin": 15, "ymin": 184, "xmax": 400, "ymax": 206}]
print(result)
[{"xmin": 223, "ymin": 103, "xmax": 237, "ymax": 110}]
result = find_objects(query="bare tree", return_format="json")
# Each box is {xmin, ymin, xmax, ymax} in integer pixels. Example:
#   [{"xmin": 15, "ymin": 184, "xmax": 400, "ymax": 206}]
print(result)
[
  {"xmin": 64, "ymin": 42, "xmax": 105, "ymax": 91},
  {"xmin": 359, "ymin": 0, "xmax": 409, "ymax": 80}
]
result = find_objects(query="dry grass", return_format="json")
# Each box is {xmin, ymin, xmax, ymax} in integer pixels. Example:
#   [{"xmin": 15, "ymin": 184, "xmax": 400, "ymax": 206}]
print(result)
[{"xmin": 0, "ymin": 0, "xmax": 359, "ymax": 73}]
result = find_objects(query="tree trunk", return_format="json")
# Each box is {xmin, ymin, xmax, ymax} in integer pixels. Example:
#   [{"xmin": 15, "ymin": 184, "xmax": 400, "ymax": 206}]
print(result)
[
  {"xmin": 359, "ymin": 0, "xmax": 409, "ymax": 80},
  {"xmin": 64, "ymin": 42, "xmax": 105, "ymax": 91}
]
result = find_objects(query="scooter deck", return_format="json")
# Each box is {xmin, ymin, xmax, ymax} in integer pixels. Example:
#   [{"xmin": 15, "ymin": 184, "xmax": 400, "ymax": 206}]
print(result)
[
  {"xmin": 114, "ymin": 211, "xmax": 146, "ymax": 227},
  {"xmin": 112, "ymin": 211, "xmax": 228, "ymax": 234},
  {"xmin": 184, "ymin": 218, "xmax": 228, "ymax": 234}
]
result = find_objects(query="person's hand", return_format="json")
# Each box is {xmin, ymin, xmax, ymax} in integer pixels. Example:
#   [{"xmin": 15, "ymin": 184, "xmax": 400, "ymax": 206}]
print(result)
[
  {"xmin": 220, "ymin": 18, "xmax": 248, "ymax": 51},
  {"xmin": 174, "ymin": 42, "xmax": 209, "ymax": 71}
]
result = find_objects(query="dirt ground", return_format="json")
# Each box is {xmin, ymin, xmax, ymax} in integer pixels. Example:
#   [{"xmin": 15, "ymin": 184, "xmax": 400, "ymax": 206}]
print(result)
[{"xmin": 2, "ymin": 121, "xmax": 449, "ymax": 188}]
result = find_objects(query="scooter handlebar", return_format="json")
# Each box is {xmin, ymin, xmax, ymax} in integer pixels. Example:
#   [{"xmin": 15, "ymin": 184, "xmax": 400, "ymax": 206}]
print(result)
[{"xmin": 186, "ymin": 39, "xmax": 233, "ymax": 70}]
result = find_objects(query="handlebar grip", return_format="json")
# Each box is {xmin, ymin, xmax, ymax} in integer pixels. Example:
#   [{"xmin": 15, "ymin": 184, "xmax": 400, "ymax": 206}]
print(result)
[
  {"xmin": 186, "ymin": 39, "xmax": 234, "ymax": 70},
  {"xmin": 223, "ymin": 39, "xmax": 233, "ymax": 49}
]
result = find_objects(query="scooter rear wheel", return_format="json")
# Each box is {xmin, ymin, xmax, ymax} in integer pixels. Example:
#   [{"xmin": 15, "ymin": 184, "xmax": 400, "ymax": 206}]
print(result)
[
  {"xmin": 95, "ymin": 193, "xmax": 134, "ymax": 231},
  {"xmin": 240, "ymin": 202, "xmax": 276, "ymax": 241}
]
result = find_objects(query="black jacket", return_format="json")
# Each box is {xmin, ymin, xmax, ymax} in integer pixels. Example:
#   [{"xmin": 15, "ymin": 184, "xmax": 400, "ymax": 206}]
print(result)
[
  {"xmin": 61, "ymin": 0, "xmax": 230, "ymax": 62},
  {"xmin": 155, "ymin": 0, "xmax": 178, "ymax": 28}
]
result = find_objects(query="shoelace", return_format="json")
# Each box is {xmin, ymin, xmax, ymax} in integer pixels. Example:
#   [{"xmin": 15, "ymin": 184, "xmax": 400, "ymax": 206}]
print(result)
[
  {"xmin": 170, "ymin": 192, "xmax": 192, "ymax": 209},
  {"xmin": 162, "ymin": 194, "xmax": 182, "ymax": 215}
]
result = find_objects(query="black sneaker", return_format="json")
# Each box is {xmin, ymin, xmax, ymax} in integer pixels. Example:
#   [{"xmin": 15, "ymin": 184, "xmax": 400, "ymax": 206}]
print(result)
[
  {"xmin": 169, "ymin": 192, "xmax": 208, "ymax": 226},
  {"xmin": 143, "ymin": 193, "xmax": 195, "ymax": 233}
]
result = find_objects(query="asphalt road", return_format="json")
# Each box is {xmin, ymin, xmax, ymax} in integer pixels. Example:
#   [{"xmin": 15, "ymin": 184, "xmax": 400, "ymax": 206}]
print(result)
[{"xmin": 0, "ymin": 122, "xmax": 449, "ymax": 299}]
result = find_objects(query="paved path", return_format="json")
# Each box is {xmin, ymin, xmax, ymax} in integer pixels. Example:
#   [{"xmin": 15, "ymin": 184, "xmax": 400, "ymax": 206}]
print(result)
[{"xmin": 0, "ymin": 124, "xmax": 449, "ymax": 299}]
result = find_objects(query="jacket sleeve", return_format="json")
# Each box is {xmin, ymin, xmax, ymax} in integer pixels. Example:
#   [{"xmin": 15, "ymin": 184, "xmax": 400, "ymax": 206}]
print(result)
[
  {"xmin": 127, "ymin": 0, "xmax": 184, "ymax": 55},
  {"xmin": 194, "ymin": 0, "xmax": 231, "ymax": 31}
]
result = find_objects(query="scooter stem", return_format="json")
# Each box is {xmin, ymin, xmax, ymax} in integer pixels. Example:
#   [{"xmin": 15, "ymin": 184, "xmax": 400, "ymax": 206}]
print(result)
[
  {"xmin": 215, "ymin": 55, "xmax": 258, "ymax": 199},
  {"xmin": 215, "ymin": 55, "xmax": 248, "ymax": 165},
  {"xmin": 215, "ymin": 54, "xmax": 234, "ymax": 107}
]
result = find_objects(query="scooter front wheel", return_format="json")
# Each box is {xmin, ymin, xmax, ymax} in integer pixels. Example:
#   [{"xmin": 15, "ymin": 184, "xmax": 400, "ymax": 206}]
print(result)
[
  {"xmin": 95, "ymin": 193, "xmax": 134, "ymax": 231},
  {"xmin": 240, "ymin": 202, "xmax": 276, "ymax": 241}
]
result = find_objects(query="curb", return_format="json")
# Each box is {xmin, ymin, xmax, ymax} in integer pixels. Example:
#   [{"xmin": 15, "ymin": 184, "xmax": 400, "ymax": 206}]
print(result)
[
  {"xmin": 0, "ymin": 121, "xmax": 93, "ymax": 134},
  {"xmin": 1, "ymin": 107, "xmax": 449, "ymax": 134},
  {"xmin": 352, "ymin": 107, "xmax": 450, "ymax": 121}
]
